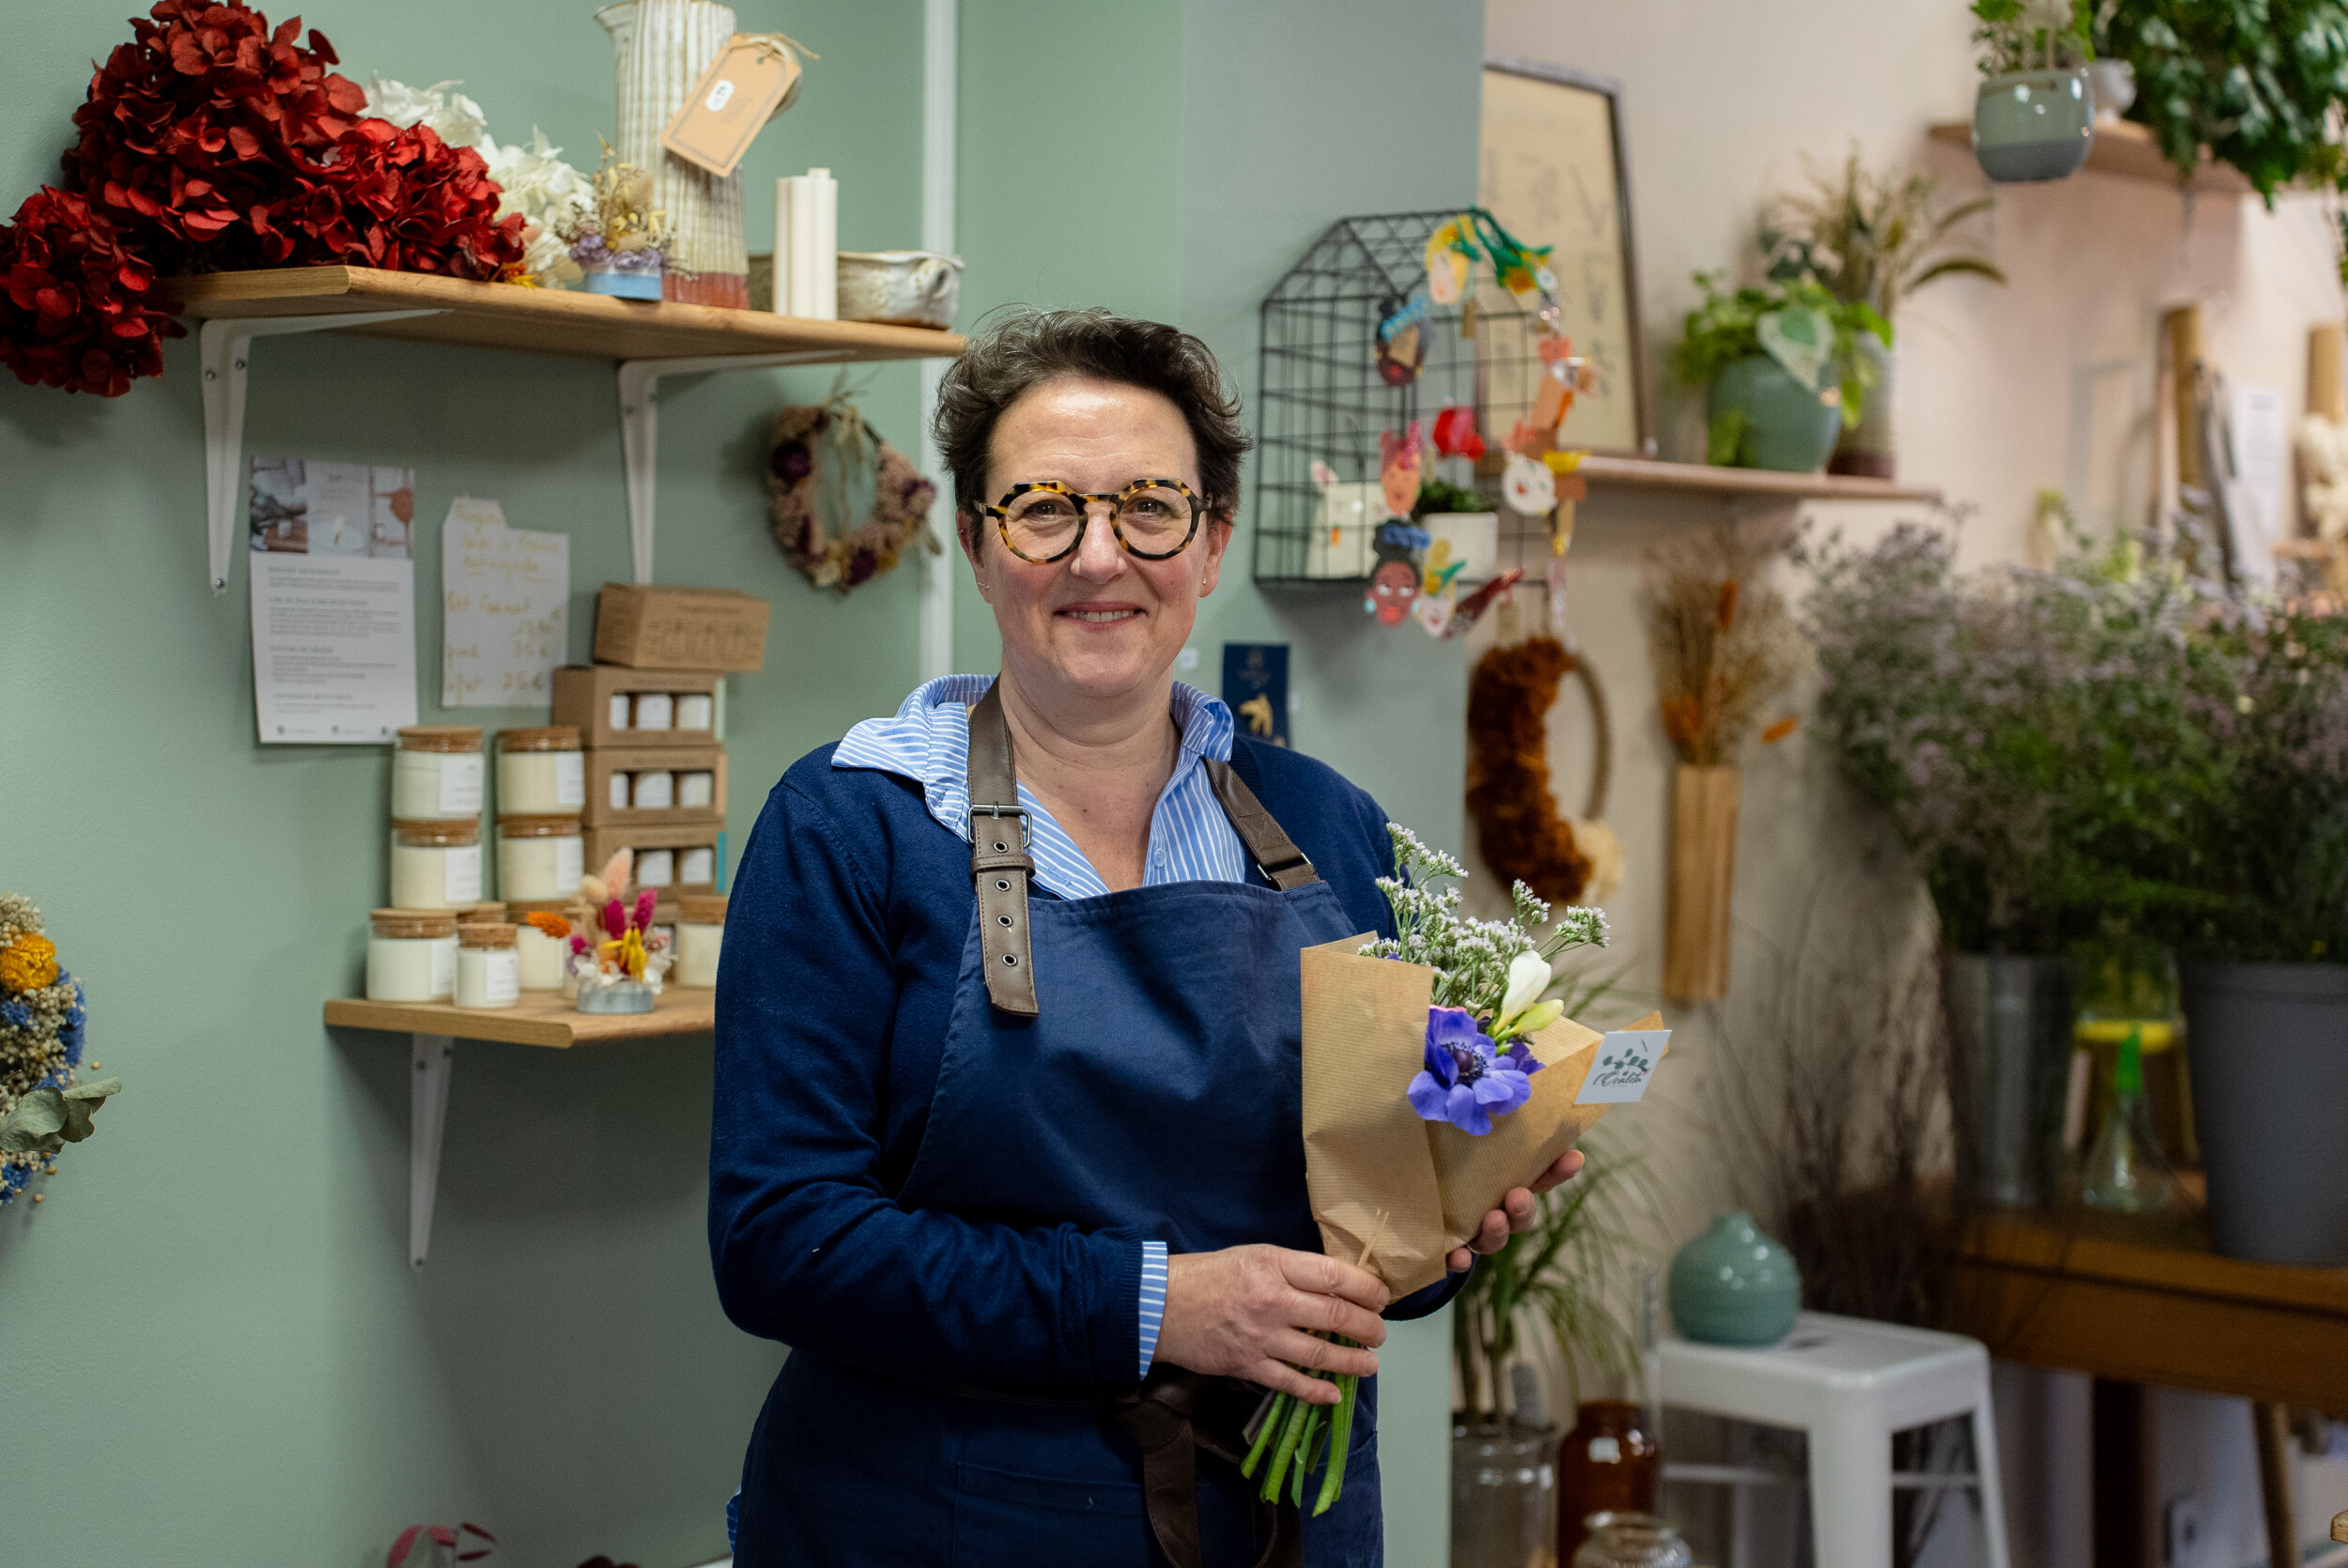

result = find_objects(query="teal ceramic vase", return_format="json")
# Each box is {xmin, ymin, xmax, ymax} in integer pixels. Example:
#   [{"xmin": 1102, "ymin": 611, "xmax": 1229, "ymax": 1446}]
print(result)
[
  {"xmin": 1971, "ymin": 69, "xmax": 2093, "ymax": 182},
  {"xmin": 1668, "ymin": 1211, "xmax": 1801, "ymax": 1346},
  {"xmin": 1704, "ymin": 355, "xmax": 1840, "ymax": 473}
]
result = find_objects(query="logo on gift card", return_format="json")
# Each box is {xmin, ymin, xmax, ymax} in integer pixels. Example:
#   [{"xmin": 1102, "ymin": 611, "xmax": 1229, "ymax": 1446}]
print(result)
[{"xmin": 1575, "ymin": 1029, "xmax": 1668, "ymax": 1105}]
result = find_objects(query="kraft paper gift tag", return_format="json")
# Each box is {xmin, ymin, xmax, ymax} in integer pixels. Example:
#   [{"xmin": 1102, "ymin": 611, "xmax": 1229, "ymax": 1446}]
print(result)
[{"xmin": 661, "ymin": 33, "xmax": 807, "ymax": 179}]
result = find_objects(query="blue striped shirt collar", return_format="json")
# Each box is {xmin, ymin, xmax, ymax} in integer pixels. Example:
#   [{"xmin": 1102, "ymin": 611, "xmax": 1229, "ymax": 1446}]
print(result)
[{"xmin": 832, "ymin": 675, "xmax": 1244, "ymax": 899}]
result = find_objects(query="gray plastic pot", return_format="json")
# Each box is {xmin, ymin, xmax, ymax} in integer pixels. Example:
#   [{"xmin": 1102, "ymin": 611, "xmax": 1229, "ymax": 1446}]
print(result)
[{"xmin": 2180, "ymin": 961, "xmax": 2348, "ymax": 1266}]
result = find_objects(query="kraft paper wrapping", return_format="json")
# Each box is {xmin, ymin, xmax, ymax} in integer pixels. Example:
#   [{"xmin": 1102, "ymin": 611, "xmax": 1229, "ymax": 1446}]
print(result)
[{"xmin": 1299, "ymin": 934, "xmax": 1662, "ymax": 1299}]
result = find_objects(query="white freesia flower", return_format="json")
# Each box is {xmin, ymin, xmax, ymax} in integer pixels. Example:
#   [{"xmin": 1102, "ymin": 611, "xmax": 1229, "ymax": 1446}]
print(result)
[{"xmin": 1499, "ymin": 950, "xmax": 1551, "ymax": 1022}]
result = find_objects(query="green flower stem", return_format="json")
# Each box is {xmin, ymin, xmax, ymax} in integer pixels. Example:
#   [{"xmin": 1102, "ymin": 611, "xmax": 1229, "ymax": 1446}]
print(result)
[
  {"xmin": 1240, "ymin": 1391, "xmax": 1286, "ymax": 1479},
  {"xmin": 1259, "ymin": 1384, "xmax": 1316, "ymax": 1501},
  {"xmin": 1291, "ymin": 1404, "xmax": 1324, "ymax": 1504},
  {"xmin": 1313, "ymin": 1375, "xmax": 1358, "ymax": 1516}
]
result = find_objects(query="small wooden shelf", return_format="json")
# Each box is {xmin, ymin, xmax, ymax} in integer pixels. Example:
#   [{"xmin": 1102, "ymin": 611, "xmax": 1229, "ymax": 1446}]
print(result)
[
  {"xmin": 1572, "ymin": 453, "xmax": 1940, "ymax": 503},
  {"xmin": 324, "ymin": 987, "xmax": 714, "ymax": 1049},
  {"xmin": 1927, "ymin": 116, "xmax": 2254, "ymax": 197},
  {"xmin": 164, "ymin": 266, "xmax": 965, "ymax": 362}
]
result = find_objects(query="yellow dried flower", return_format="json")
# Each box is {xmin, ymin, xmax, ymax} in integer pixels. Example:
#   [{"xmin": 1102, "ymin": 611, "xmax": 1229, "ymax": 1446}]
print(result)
[{"xmin": 0, "ymin": 934, "xmax": 57, "ymax": 993}]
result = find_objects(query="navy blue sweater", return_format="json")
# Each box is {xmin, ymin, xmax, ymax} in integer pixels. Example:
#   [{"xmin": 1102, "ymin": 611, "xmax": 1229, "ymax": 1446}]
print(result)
[{"xmin": 708, "ymin": 732, "xmax": 1455, "ymax": 1392}]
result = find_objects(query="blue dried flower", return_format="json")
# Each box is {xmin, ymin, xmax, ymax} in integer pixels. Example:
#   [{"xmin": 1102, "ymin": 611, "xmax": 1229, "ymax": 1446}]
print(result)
[{"xmin": 0, "ymin": 999, "xmax": 28, "ymax": 1031}]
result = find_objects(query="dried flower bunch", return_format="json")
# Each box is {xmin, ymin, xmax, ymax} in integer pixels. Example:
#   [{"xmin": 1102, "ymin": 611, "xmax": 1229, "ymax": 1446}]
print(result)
[
  {"xmin": 0, "ymin": 0, "xmax": 526, "ymax": 396},
  {"xmin": 1759, "ymin": 146, "xmax": 2004, "ymax": 319},
  {"xmin": 0, "ymin": 894, "xmax": 119, "ymax": 1205},
  {"xmin": 363, "ymin": 76, "xmax": 593, "ymax": 286},
  {"xmin": 1644, "ymin": 527, "xmax": 1804, "ymax": 767},
  {"xmin": 561, "ymin": 138, "xmax": 671, "ymax": 278},
  {"xmin": 1465, "ymin": 637, "xmax": 1595, "ymax": 907},
  {"xmin": 766, "ymin": 387, "xmax": 942, "ymax": 593}
]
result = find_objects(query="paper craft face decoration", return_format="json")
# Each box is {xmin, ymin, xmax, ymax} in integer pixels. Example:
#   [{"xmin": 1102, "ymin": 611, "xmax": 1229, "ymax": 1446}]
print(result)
[
  {"xmin": 1502, "ymin": 452, "xmax": 1556, "ymax": 516},
  {"xmin": 1366, "ymin": 559, "xmax": 1419, "ymax": 625},
  {"xmin": 1379, "ymin": 423, "xmax": 1425, "ymax": 519}
]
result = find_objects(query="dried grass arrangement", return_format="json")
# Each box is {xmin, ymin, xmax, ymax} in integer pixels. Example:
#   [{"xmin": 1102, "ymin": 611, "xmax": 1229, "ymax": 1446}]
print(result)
[{"xmin": 1643, "ymin": 526, "xmax": 1804, "ymax": 767}]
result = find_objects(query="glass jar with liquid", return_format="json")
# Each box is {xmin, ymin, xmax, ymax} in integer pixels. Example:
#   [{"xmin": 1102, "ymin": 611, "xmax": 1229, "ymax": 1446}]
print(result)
[
  {"xmin": 391, "ymin": 727, "xmax": 484, "ymax": 821},
  {"xmin": 496, "ymin": 727, "xmax": 586, "ymax": 815},
  {"xmin": 1556, "ymin": 1403, "xmax": 1661, "ymax": 1566}
]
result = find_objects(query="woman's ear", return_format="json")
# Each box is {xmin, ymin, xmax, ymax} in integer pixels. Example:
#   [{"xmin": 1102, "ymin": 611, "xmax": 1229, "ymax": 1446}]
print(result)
[
  {"xmin": 959, "ymin": 506, "xmax": 991, "ymax": 597},
  {"xmin": 1197, "ymin": 512, "xmax": 1236, "ymax": 598}
]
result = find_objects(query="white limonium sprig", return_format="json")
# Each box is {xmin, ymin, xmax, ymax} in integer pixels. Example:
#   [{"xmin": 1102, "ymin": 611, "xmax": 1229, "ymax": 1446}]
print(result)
[{"xmin": 1360, "ymin": 822, "xmax": 1609, "ymax": 1022}]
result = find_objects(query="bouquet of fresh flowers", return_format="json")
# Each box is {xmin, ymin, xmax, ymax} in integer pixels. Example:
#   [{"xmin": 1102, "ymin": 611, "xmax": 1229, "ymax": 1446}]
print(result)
[{"xmin": 1241, "ymin": 825, "xmax": 1665, "ymax": 1513}]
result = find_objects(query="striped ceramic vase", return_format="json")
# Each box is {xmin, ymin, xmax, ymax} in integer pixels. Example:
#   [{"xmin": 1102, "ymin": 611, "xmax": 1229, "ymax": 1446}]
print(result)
[{"xmin": 595, "ymin": 0, "xmax": 749, "ymax": 307}]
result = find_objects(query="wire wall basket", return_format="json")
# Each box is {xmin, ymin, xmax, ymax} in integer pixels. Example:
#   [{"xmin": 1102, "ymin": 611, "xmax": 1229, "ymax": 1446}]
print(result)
[{"xmin": 1253, "ymin": 208, "xmax": 1557, "ymax": 587}]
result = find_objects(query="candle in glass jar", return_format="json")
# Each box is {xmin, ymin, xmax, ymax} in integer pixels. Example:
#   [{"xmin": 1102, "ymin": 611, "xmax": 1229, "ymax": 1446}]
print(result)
[
  {"xmin": 456, "ymin": 922, "xmax": 520, "ymax": 1009},
  {"xmin": 367, "ymin": 910, "xmax": 459, "ymax": 1001},
  {"xmin": 391, "ymin": 727, "xmax": 484, "ymax": 820},
  {"xmin": 496, "ymin": 727, "xmax": 585, "ymax": 814},
  {"xmin": 676, "ymin": 693, "xmax": 714, "ymax": 730},
  {"xmin": 674, "ymin": 894, "xmax": 727, "ymax": 988},
  {"xmin": 632, "ymin": 770, "xmax": 675, "ymax": 809},
  {"xmin": 633, "ymin": 692, "xmax": 674, "ymax": 731},
  {"xmin": 507, "ymin": 899, "xmax": 572, "ymax": 990},
  {"xmin": 678, "ymin": 770, "xmax": 715, "ymax": 809},
  {"xmin": 389, "ymin": 820, "xmax": 483, "ymax": 910},
  {"xmin": 497, "ymin": 815, "xmax": 585, "ymax": 902}
]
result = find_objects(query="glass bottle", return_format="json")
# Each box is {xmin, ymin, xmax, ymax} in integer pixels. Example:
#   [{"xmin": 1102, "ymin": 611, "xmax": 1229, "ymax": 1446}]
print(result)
[
  {"xmin": 2080, "ymin": 1028, "xmax": 2178, "ymax": 1214},
  {"xmin": 1556, "ymin": 1402, "xmax": 1660, "ymax": 1565},
  {"xmin": 1573, "ymin": 1511, "xmax": 1692, "ymax": 1568}
]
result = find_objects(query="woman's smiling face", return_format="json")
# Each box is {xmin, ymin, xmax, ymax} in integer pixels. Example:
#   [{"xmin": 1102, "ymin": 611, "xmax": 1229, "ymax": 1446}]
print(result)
[{"xmin": 966, "ymin": 376, "xmax": 1229, "ymax": 709}]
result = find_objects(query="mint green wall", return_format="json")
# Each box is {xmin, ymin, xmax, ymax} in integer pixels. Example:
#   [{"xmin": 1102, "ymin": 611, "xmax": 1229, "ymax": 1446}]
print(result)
[{"xmin": 1, "ymin": 3, "xmax": 1479, "ymax": 1564}]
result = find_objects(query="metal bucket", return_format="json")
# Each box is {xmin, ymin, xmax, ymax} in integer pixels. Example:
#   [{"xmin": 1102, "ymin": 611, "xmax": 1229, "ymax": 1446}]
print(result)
[
  {"xmin": 1943, "ymin": 953, "xmax": 2076, "ymax": 1207},
  {"xmin": 2181, "ymin": 961, "xmax": 2348, "ymax": 1265}
]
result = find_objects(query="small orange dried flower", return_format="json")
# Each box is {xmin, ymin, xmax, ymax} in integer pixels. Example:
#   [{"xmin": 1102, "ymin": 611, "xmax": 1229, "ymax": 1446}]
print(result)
[
  {"xmin": 0, "ymin": 933, "xmax": 58, "ymax": 992},
  {"xmin": 1715, "ymin": 578, "xmax": 1739, "ymax": 631},
  {"xmin": 1761, "ymin": 715, "xmax": 1799, "ymax": 745},
  {"xmin": 524, "ymin": 912, "xmax": 571, "ymax": 940}
]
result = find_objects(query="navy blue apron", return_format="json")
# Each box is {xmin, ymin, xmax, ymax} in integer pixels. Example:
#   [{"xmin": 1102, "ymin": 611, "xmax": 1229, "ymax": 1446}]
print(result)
[{"xmin": 734, "ymin": 685, "xmax": 1383, "ymax": 1567}]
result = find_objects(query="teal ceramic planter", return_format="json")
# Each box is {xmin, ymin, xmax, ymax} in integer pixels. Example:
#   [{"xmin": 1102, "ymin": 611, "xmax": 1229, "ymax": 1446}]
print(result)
[
  {"xmin": 1668, "ymin": 1211, "xmax": 1801, "ymax": 1346},
  {"xmin": 1705, "ymin": 355, "xmax": 1840, "ymax": 473},
  {"xmin": 1971, "ymin": 69, "xmax": 2093, "ymax": 182}
]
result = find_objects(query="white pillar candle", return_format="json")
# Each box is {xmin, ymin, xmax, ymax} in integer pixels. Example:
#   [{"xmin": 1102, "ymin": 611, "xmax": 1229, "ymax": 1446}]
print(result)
[
  {"xmin": 609, "ymin": 693, "xmax": 633, "ymax": 730},
  {"xmin": 633, "ymin": 693, "xmax": 674, "ymax": 731},
  {"xmin": 679, "ymin": 845, "xmax": 715, "ymax": 885},
  {"xmin": 633, "ymin": 770, "xmax": 675, "ymax": 810},
  {"xmin": 638, "ymin": 848, "xmax": 676, "ymax": 887},
  {"xmin": 675, "ymin": 693, "xmax": 714, "ymax": 730},
  {"xmin": 678, "ymin": 770, "xmax": 714, "ymax": 809},
  {"xmin": 610, "ymin": 772, "xmax": 632, "ymax": 810}
]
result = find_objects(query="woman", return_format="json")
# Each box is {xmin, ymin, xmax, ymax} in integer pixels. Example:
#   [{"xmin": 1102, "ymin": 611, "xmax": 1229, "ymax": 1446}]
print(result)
[{"xmin": 711, "ymin": 309, "xmax": 1583, "ymax": 1567}]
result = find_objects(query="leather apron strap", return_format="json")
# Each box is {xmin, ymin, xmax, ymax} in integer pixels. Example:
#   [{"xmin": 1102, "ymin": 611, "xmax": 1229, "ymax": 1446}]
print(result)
[
  {"xmin": 1109, "ymin": 1371, "xmax": 1305, "ymax": 1568},
  {"xmin": 965, "ymin": 683, "xmax": 1322, "ymax": 1017}
]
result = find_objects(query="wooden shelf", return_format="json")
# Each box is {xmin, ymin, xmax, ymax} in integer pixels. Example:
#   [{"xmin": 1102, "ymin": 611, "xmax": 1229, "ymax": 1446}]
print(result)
[
  {"xmin": 1572, "ymin": 453, "xmax": 1941, "ymax": 503},
  {"xmin": 324, "ymin": 987, "xmax": 714, "ymax": 1049},
  {"xmin": 1928, "ymin": 116, "xmax": 2254, "ymax": 197},
  {"xmin": 164, "ymin": 266, "xmax": 965, "ymax": 362}
]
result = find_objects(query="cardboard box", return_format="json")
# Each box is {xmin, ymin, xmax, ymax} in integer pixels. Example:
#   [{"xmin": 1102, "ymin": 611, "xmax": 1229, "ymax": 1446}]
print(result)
[
  {"xmin": 593, "ymin": 583, "xmax": 770, "ymax": 672},
  {"xmin": 585, "ymin": 823, "xmax": 727, "ymax": 906},
  {"xmin": 583, "ymin": 746, "xmax": 728, "ymax": 828},
  {"xmin": 551, "ymin": 665, "xmax": 723, "ymax": 750}
]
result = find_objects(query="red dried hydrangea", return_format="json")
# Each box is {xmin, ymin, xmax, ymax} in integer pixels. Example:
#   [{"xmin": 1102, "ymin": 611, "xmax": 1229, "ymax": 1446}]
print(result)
[
  {"xmin": 0, "ymin": 187, "xmax": 188, "ymax": 396},
  {"xmin": 62, "ymin": 0, "xmax": 367, "ymax": 269},
  {"xmin": 300, "ymin": 119, "xmax": 525, "ymax": 278}
]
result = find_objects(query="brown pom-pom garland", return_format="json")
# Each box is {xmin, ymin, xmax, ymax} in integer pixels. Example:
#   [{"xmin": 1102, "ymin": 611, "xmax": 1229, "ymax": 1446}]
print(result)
[{"xmin": 1465, "ymin": 636, "xmax": 1612, "ymax": 909}]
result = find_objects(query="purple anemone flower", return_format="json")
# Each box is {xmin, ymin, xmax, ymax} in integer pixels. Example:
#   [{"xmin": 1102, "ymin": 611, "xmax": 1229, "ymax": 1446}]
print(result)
[{"xmin": 1407, "ymin": 1006, "xmax": 1542, "ymax": 1136}]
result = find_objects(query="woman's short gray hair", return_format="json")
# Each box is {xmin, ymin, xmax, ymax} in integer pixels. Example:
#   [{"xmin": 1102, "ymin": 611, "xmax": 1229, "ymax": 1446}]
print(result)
[{"xmin": 933, "ymin": 307, "xmax": 1251, "ymax": 544}]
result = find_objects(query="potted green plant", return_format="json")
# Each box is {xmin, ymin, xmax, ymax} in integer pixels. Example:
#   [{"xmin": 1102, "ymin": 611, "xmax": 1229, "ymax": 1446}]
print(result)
[
  {"xmin": 1801, "ymin": 518, "xmax": 2222, "ymax": 1206},
  {"xmin": 1675, "ymin": 273, "xmax": 1888, "ymax": 473},
  {"xmin": 1969, "ymin": 0, "xmax": 2097, "ymax": 182},
  {"xmin": 1760, "ymin": 150, "xmax": 2006, "ymax": 479},
  {"xmin": 2168, "ymin": 594, "xmax": 2348, "ymax": 1265},
  {"xmin": 2095, "ymin": 0, "xmax": 2348, "ymax": 205}
]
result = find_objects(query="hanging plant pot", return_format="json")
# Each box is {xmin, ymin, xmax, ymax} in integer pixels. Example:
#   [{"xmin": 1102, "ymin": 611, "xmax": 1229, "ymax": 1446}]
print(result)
[
  {"xmin": 1704, "ymin": 354, "xmax": 1840, "ymax": 473},
  {"xmin": 1971, "ymin": 69, "xmax": 2093, "ymax": 183}
]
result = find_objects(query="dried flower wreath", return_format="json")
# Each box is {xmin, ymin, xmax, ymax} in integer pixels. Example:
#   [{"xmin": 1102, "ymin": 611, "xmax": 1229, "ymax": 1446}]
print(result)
[
  {"xmin": 1465, "ymin": 636, "xmax": 1618, "ymax": 908},
  {"xmin": 765, "ymin": 389, "xmax": 941, "ymax": 594}
]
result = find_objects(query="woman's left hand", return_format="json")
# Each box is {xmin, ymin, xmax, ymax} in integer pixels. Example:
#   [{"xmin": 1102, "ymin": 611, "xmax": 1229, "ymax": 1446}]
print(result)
[{"xmin": 1445, "ymin": 1147, "xmax": 1583, "ymax": 1272}]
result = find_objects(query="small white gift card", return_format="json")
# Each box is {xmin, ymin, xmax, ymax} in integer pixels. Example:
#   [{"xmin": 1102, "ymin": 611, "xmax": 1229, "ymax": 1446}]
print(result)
[{"xmin": 1575, "ymin": 1030, "xmax": 1669, "ymax": 1105}]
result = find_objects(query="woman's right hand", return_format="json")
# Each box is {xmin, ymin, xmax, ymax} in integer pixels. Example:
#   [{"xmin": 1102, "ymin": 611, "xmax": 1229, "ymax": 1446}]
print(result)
[{"xmin": 1155, "ymin": 1245, "xmax": 1388, "ymax": 1404}]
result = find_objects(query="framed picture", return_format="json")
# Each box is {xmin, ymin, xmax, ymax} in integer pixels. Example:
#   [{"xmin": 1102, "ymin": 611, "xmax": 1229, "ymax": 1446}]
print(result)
[{"xmin": 1478, "ymin": 59, "xmax": 1653, "ymax": 456}]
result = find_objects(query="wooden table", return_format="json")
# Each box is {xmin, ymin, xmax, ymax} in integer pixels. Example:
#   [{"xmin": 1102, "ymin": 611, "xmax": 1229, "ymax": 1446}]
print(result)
[
  {"xmin": 324, "ymin": 990, "xmax": 716, "ymax": 1267},
  {"xmin": 1946, "ymin": 1195, "xmax": 2348, "ymax": 1567}
]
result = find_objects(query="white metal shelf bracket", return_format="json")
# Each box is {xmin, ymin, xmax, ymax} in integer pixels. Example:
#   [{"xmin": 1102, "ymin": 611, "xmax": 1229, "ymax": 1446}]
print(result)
[
  {"xmin": 409, "ymin": 1033, "xmax": 455, "ymax": 1268},
  {"xmin": 200, "ymin": 310, "xmax": 447, "ymax": 594},
  {"xmin": 616, "ymin": 350, "xmax": 842, "ymax": 584}
]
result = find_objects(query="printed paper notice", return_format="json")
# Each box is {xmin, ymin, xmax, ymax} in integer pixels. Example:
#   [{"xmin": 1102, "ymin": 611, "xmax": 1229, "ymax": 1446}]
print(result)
[
  {"xmin": 441, "ymin": 497, "xmax": 569, "ymax": 707},
  {"xmin": 248, "ymin": 458, "xmax": 420, "ymax": 745}
]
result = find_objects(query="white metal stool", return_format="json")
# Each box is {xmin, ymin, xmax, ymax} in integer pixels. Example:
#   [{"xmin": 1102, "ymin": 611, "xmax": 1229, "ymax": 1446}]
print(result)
[{"xmin": 1655, "ymin": 1311, "xmax": 2011, "ymax": 1568}]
